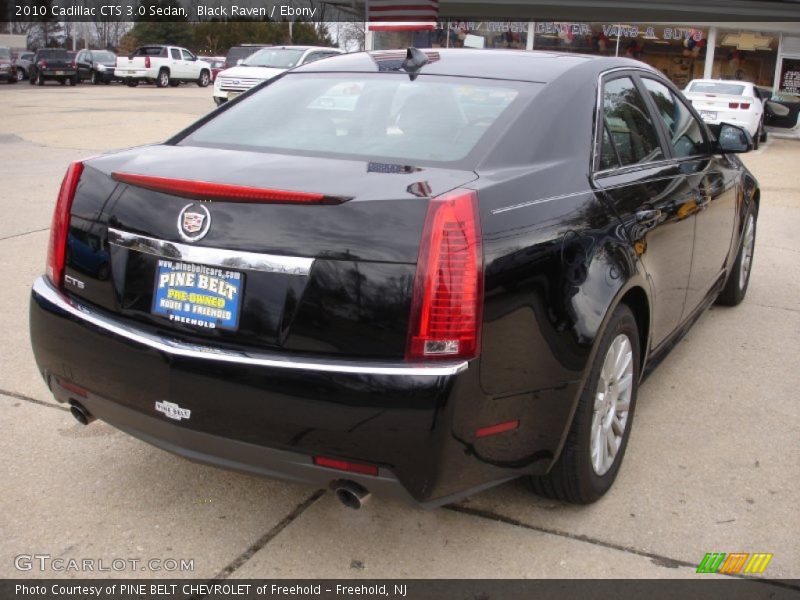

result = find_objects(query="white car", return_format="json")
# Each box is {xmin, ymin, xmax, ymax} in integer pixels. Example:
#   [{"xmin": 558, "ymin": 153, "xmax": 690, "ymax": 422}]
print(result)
[
  {"xmin": 115, "ymin": 45, "xmax": 212, "ymax": 88},
  {"xmin": 684, "ymin": 79, "xmax": 766, "ymax": 148},
  {"xmin": 213, "ymin": 46, "xmax": 343, "ymax": 105}
]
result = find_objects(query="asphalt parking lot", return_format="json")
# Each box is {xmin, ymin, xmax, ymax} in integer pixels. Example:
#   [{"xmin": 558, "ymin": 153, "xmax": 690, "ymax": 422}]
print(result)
[{"xmin": 1, "ymin": 83, "xmax": 798, "ymax": 582}]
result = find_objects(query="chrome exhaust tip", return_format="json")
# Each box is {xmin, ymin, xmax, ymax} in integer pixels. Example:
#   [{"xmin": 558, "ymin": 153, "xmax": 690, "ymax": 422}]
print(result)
[
  {"xmin": 69, "ymin": 400, "xmax": 95, "ymax": 426},
  {"xmin": 332, "ymin": 480, "xmax": 371, "ymax": 510}
]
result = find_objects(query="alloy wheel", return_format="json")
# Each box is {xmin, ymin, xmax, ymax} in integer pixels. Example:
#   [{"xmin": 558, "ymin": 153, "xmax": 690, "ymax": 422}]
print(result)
[
  {"xmin": 739, "ymin": 214, "xmax": 755, "ymax": 290},
  {"xmin": 591, "ymin": 333, "xmax": 633, "ymax": 476}
]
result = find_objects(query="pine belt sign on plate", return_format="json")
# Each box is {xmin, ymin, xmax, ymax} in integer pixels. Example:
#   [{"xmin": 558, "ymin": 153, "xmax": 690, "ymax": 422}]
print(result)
[{"xmin": 152, "ymin": 259, "xmax": 243, "ymax": 331}]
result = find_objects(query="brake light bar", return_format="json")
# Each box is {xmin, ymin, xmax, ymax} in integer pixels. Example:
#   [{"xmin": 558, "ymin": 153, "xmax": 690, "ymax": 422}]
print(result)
[
  {"xmin": 144, "ymin": 56, "xmax": 151, "ymax": 68},
  {"xmin": 112, "ymin": 172, "xmax": 345, "ymax": 205},
  {"xmin": 313, "ymin": 456, "xmax": 379, "ymax": 476}
]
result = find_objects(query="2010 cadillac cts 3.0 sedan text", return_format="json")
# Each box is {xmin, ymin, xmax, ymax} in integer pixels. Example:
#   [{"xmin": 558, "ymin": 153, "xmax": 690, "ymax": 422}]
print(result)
[{"xmin": 30, "ymin": 49, "xmax": 760, "ymax": 508}]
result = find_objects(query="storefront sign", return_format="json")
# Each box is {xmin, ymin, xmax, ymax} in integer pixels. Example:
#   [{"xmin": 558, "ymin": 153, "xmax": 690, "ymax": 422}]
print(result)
[{"xmin": 779, "ymin": 59, "xmax": 800, "ymax": 95}]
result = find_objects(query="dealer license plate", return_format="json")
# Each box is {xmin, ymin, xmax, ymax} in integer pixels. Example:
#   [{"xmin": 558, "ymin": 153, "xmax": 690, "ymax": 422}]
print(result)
[
  {"xmin": 55, "ymin": 70, "xmax": 64, "ymax": 75},
  {"xmin": 700, "ymin": 110, "xmax": 717, "ymax": 120},
  {"xmin": 152, "ymin": 259, "xmax": 243, "ymax": 331}
]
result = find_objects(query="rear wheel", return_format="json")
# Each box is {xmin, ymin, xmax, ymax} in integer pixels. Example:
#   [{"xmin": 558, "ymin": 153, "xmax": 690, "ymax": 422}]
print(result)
[
  {"xmin": 156, "ymin": 69, "xmax": 170, "ymax": 88},
  {"xmin": 126, "ymin": 79, "xmax": 139, "ymax": 87},
  {"xmin": 528, "ymin": 304, "xmax": 640, "ymax": 504},
  {"xmin": 91, "ymin": 71, "xmax": 99, "ymax": 85},
  {"xmin": 197, "ymin": 70, "xmax": 210, "ymax": 87},
  {"xmin": 169, "ymin": 80, "xmax": 180, "ymax": 87},
  {"xmin": 36, "ymin": 73, "xmax": 44, "ymax": 86},
  {"xmin": 59, "ymin": 78, "xmax": 66, "ymax": 86},
  {"xmin": 16, "ymin": 68, "xmax": 25, "ymax": 81},
  {"xmin": 717, "ymin": 209, "xmax": 757, "ymax": 306}
]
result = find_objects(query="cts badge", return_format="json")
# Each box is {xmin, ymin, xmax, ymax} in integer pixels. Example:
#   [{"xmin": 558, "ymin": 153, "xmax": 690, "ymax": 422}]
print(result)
[
  {"xmin": 178, "ymin": 203, "xmax": 211, "ymax": 242},
  {"xmin": 155, "ymin": 400, "xmax": 191, "ymax": 421}
]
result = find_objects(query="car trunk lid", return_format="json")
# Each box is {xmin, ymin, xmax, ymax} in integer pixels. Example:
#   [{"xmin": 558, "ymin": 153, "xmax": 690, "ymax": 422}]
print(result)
[{"xmin": 64, "ymin": 144, "xmax": 478, "ymax": 359}]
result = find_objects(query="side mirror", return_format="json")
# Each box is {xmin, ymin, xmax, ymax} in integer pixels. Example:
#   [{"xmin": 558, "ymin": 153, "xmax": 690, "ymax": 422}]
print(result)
[{"xmin": 715, "ymin": 123, "xmax": 753, "ymax": 153}]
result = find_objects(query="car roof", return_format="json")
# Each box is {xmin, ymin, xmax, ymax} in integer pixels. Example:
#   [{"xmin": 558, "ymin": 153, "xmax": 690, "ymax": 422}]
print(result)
[{"xmin": 293, "ymin": 48, "xmax": 646, "ymax": 83}]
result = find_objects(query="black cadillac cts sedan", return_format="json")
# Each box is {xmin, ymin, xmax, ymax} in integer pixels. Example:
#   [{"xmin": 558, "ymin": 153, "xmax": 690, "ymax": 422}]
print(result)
[{"xmin": 30, "ymin": 49, "xmax": 759, "ymax": 508}]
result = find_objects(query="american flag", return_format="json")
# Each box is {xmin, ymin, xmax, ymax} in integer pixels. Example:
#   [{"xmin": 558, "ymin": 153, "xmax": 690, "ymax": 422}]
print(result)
[{"xmin": 367, "ymin": 0, "xmax": 439, "ymax": 32}]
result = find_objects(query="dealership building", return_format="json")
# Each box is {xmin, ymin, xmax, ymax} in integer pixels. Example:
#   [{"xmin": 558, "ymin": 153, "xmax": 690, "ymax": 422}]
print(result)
[{"xmin": 326, "ymin": 0, "xmax": 800, "ymax": 94}]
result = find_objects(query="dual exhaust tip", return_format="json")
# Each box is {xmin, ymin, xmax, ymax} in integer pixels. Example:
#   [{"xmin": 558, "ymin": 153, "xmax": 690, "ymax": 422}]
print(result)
[
  {"xmin": 68, "ymin": 400, "xmax": 371, "ymax": 510},
  {"xmin": 69, "ymin": 400, "xmax": 95, "ymax": 426},
  {"xmin": 331, "ymin": 480, "xmax": 371, "ymax": 510}
]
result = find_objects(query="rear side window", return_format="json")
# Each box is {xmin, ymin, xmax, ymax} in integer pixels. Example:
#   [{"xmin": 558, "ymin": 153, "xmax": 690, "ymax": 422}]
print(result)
[
  {"xmin": 181, "ymin": 74, "xmax": 530, "ymax": 166},
  {"xmin": 170, "ymin": 49, "xmax": 181, "ymax": 60},
  {"xmin": 137, "ymin": 47, "xmax": 166, "ymax": 57},
  {"xmin": 641, "ymin": 78, "xmax": 709, "ymax": 158},
  {"xmin": 601, "ymin": 77, "xmax": 664, "ymax": 167}
]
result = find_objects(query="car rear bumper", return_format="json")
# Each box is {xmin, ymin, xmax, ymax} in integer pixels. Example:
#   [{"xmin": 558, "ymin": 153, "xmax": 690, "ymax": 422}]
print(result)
[
  {"xmin": 696, "ymin": 109, "xmax": 760, "ymax": 136},
  {"xmin": 29, "ymin": 277, "xmax": 552, "ymax": 507},
  {"xmin": 114, "ymin": 69, "xmax": 149, "ymax": 79},
  {"xmin": 40, "ymin": 69, "xmax": 76, "ymax": 78}
]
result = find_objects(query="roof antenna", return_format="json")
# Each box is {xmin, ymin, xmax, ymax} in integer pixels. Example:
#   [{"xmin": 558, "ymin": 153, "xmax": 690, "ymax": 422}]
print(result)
[{"xmin": 402, "ymin": 47, "xmax": 429, "ymax": 80}]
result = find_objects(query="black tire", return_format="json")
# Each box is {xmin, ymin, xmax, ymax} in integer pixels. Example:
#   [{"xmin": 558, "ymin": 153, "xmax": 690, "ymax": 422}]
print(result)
[
  {"xmin": 528, "ymin": 304, "xmax": 640, "ymax": 504},
  {"xmin": 126, "ymin": 79, "xmax": 139, "ymax": 87},
  {"xmin": 156, "ymin": 69, "xmax": 170, "ymax": 88},
  {"xmin": 752, "ymin": 127, "xmax": 760, "ymax": 150},
  {"xmin": 197, "ymin": 70, "xmax": 210, "ymax": 88},
  {"xmin": 717, "ymin": 208, "xmax": 757, "ymax": 306},
  {"xmin": 169, "ymin": 80, "xmax": 180, "ymax": 88},
  {"xmin": 68, "ymin": 76, "xmax": 77, "ymax": 86},
  {"xmin": 7, "ymin": 75, "xmax": 16, "ymax": 84},
  {"xmin": 59, "ymin": 78, "xmax": 66, "ymax": 86},
  {"xmin": 759, "ymin": 126, "xmax": 768, "ymax": 144},
  {"xmin": 36, "ymin": 73, "xmax": 44, "ymax": 86},
  {"xmin": 16, "ymin": 68, "xmax": 25, "ymax": 82},
  {"xmin": 91, "ymin": 71, "xmax": 99, "ymax": 85},
  {"xmin": 29, "ymin": 72, "xmax": 35, "ymax": 85}
]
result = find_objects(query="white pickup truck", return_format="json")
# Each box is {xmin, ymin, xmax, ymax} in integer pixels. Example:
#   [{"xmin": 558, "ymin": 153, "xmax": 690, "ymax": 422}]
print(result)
[{"xmin": 115, "ymin": 45, "xmax": 211, "ymax": 88}]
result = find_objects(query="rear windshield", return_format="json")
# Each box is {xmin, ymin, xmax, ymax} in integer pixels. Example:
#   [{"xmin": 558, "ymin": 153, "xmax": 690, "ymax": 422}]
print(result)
[
  {"xmin": 688, "ymin": 82, "xmax": 746, "ymax": 95},
  {"xmin": 181, "ymin": 73, "xmax": 529, "ymax": 165},
  {"xmin": 226, "ymin": 46, "xmax": 265, "ymax": 66},
  {"xmin": 91, "ymin": 51, "xmax": 115, "ymax": 62},
  {"xmin": 243, "ymin": 48, "xmax": 305, "ymax": 68},
  {"xmin": 39, "ymin": 49, "xmax": 67, "ymax": 59}
]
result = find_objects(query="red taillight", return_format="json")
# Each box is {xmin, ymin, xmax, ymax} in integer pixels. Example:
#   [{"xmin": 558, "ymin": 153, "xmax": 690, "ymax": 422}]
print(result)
[
  {"xmin": 47, "ymin": 162, "xmax": 84, "ymax": 288},
  {"xmin": 144, "ymin": 56, "xmax": 151, "ymax": 68},
  {"xmin": 406, "ymin": 189, "xmax": 483, "ymax": 361},
  {"xmin": 71, "ymin": 59, "xmax": 76, "ymax": 68},
  {"xmin": 313, "ymin": 456, "xmax": 379, "ymax": 476},
  {"xmin": 740, "ymin": 103, "xmax": 751, "ymax": 110},
  {"xmin": 38, "ymin": 60, "xmax": 46, "ymax": 68},
  {"xmin": 729, "ymin": 102, "xmax": 740, "ymax": 109},
  {"xmin": 111, "ymin": 172, "xmax": 340, "ymax": 204}
]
